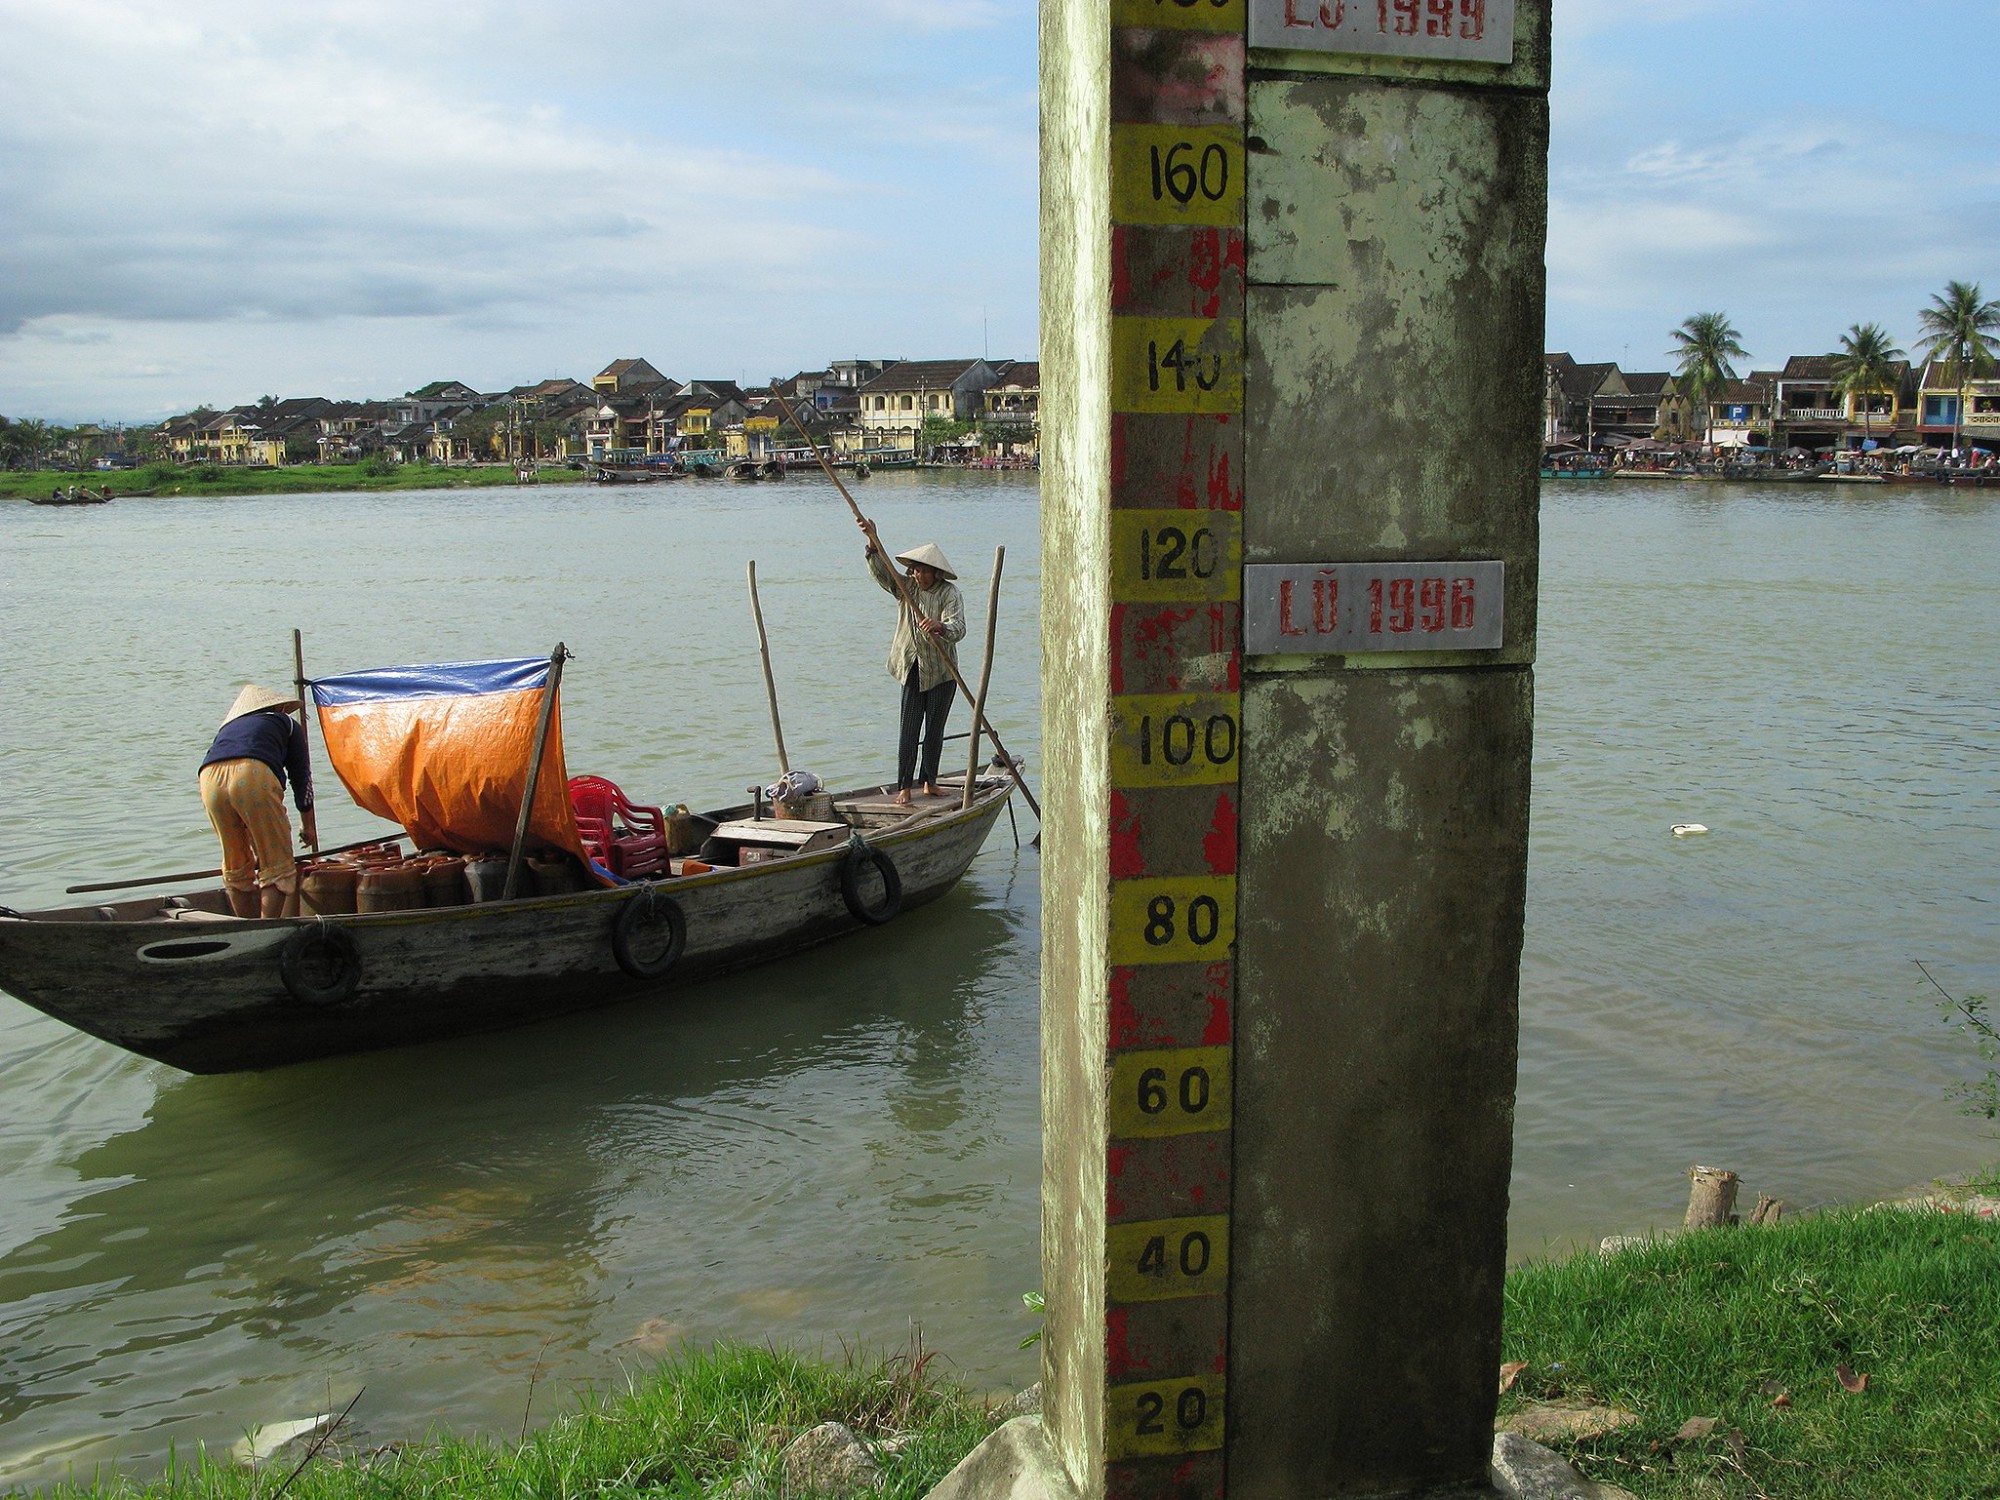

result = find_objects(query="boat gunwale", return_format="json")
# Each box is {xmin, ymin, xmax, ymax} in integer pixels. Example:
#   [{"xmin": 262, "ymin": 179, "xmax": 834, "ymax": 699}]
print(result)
[{"xmin": 2, "ymin": 777, "xmax": 1016, "ymax": 929}]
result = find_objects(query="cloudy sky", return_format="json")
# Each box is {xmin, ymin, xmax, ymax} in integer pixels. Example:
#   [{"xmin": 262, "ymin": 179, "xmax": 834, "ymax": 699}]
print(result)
[{"xmin": 0, "ymin": 0, "xmax": 1993, "ymax": 422}]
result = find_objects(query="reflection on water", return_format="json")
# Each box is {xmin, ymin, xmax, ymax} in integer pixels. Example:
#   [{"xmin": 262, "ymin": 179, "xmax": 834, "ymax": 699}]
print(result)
[
  {"xmin": 0, "ymin": 476, "xmax": 1044, "ymax": 1482},
  {"xmin": 0, "ymin": 851, "xmax": 1041, "ymax": 1480},
  {"xmin": 3, "ymin": 476, "xmax": 2000, "ymax": 1481}
]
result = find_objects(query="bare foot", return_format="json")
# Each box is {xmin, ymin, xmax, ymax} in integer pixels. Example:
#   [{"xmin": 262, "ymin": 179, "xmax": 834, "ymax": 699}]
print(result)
[
  {"xmin": 893, "ymin": 788, "xmax": 913, "ymax": 806},
  {"xmin": 921, "ymin": 782, "xmax": 941, "ymax": 798}
]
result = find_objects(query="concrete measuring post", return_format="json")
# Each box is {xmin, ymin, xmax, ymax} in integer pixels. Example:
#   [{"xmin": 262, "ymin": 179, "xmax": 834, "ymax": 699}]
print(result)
[{"xmin": 1032, "ymin": 2, "xmax": 1550, "ymax": 1498}]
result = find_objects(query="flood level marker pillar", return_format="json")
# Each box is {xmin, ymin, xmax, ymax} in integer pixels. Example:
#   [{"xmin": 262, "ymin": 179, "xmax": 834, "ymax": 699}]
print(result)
[{"xmin": 1038, "ymin": 3, "xmax": 1549, "ymax": 1498}]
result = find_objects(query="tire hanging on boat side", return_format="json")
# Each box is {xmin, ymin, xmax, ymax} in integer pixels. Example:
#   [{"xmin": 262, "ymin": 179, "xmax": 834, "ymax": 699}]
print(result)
[
  {"xmin": 279, "ymin": 921, "xmax": 362, "ymax": 1006},
  {"xmin": 613, "ymin": 884, "xmax": 686, "ymax": 979},
  {"xmin": 840, "ymin": 837, "xmax": 902, "ymax": 926}
]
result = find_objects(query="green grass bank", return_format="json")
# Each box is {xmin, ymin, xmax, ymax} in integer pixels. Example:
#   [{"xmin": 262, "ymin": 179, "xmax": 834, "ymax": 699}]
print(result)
[
  {"xmin": 17, "ymin": 1206, "xmax": 2000, "ymax": 1500},
  {"xmin": 22, "ymin": 1344, "xmax": 1001, "ymax": 1500},
  {"xmin": 1501, "ymin": 1204, "xmax": 2000, "ymax": 1498},
  {"xmin": 2, "ymin": 462, "xmax": 587, "ymax": 500}
]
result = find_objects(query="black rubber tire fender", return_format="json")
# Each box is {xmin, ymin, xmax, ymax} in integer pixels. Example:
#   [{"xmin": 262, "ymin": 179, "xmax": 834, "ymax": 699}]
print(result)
[
  {"xmin": 279, "ymin": 922, "xmax": 362, "ymax": 1006},
  {"xmin": 613, "ymin": 885, "xmax": 686, "ymax": 979},
  {"xmin": 839, "ymin": 838, "xmax": 903, "ymax": 926}
]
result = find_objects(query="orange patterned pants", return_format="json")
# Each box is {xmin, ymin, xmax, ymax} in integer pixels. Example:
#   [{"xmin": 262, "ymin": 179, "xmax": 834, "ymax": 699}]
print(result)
[{"xmin": 199, "ymin": 759, "xmax": 297, "ymax": 890}]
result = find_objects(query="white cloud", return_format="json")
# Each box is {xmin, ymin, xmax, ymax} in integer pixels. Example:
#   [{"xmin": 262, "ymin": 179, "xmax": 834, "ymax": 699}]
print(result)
[{"xmin": 0, "ymin": 0, "xmax": 1036, "ymax": 417}]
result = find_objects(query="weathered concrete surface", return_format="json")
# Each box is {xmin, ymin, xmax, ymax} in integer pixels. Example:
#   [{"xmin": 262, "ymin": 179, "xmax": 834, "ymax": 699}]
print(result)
[
  {"xmin": 921, "ymin": 1418, "xmax": 1082, "ymax": 1500},
  {"xmin": 1229, "ymin": 668, "xmax": 1529, "ymax": 1497},
  {"xmin": 1246, "ymin": 78, "xmax": 1548, "ymax": 663},
  {"xmin": 1037, "ymin": 2, "xmax": 1112, "ymax": 1495},
  {"xmin": 1226, "ymin": 11, "xmax": 1547, "ymax": 1494}
]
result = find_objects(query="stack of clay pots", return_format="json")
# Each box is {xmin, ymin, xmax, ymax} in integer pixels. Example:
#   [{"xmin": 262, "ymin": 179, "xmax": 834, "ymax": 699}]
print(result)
[{"xmin": 298, "ymin": 845, "xmax": 477, "ymax": 915}]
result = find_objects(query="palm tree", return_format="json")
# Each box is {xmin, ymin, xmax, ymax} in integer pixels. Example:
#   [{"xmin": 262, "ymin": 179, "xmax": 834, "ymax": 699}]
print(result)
[
  {"xmin": 1670, "ymin": 312, "xmax": 1750, "ymax": 447},
  {"xmin": 1915, "ymin": 281, "xmax": 2000, "ymax": 460},
  {"xmin": 1832, "ymin": 322, "xmax": 1905, "ymax": 449}
]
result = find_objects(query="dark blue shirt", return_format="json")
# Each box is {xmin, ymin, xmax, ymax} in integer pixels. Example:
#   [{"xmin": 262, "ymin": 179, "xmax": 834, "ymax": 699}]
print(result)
[{"xmin": 200, "ymin": 709, "xmax": 314, "ymax": 811}]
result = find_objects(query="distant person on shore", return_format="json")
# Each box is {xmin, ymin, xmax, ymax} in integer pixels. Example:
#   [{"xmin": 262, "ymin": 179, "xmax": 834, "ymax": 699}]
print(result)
[
  {"xmin": 859, "ymin": 518, "xmax": 966, "ymax": 804},
  {"xmin": 199, "ymin": 685, "xmax": 317, "ymax": 918}
]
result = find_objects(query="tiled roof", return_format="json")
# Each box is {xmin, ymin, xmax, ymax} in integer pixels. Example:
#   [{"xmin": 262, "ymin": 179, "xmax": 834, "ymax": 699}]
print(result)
[{"xmin": 860, "ymin": 360, "xmax": 989, "ymax": 393}]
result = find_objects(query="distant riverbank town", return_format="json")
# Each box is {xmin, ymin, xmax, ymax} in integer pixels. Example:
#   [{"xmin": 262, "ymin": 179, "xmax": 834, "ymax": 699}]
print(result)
[
  {"xmin": 1546, "ymin": 351, "xmax": 2000, "ymax": 455},
  {"xmin": 10, "ymin": 356, "xmax": 1042, "ymax": 473}
]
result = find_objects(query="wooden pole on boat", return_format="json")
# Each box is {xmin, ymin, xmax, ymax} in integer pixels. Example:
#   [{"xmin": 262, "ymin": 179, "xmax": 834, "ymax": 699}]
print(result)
[
  {"xmin": 962, "ymin": 546, "xmax": 1004, "ymax": 812},
  {"xmin": 766, "ymin": 388, "xmax": 1041, "ymax": 821},
  {"xmin": 503, "ymin": 643, "xmax": 569, "ymax": 901},
  {"xmin": 292, "ymin": 628, "xmax": 319, "ymax": 855},
  {"xmin": 746, "ymin": 560, "xmax": 791, "ymax": 776},
  {"xmin": 65, "ymin": 835, "xmax": 406, "ymax": 895}
]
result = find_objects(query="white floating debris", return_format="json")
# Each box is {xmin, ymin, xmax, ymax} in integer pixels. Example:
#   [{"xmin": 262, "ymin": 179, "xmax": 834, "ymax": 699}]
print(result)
[
  {"xmin": 231, "ymin": 1413, "xmax": 335, "ymax": 1467},
  {"xmin": 1670, "ymin": 823, "xmax": 1710, "ymax": 837}
]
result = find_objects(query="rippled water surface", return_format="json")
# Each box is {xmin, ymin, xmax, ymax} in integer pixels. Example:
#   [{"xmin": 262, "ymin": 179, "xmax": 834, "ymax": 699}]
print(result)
[{"xmin": 1, "ymin": 474, "xmax": 1996, "ymax": 1482}]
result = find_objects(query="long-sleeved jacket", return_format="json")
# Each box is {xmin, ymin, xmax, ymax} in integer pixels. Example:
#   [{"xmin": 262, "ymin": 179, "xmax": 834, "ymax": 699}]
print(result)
[
  {"xmin": 867, "ymin": 548, "xmax": 966, "ymax": 692},
  {"xmin": 199, "ymin": 709, "xmax": 314, "ymax": 811}
]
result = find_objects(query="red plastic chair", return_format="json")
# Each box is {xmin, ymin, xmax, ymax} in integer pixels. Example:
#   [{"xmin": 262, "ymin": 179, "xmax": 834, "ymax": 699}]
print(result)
[{"xmin": 568, "ymin": 775, "xmax": 670, "ymax": 879}]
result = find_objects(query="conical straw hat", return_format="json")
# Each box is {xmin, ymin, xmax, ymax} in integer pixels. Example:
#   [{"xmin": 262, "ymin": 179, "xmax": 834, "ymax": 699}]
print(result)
[
  {"xmin": 893, "ymin": 542, "xmax": 956, "ymax": 580},
  {"xmin": 221, "ymin": 683, "xmax": 301, "ymax": 728}
]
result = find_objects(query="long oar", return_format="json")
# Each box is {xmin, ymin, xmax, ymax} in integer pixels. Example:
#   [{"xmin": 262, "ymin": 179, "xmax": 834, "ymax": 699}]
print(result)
[
  {"xmin": 65, "ymin": 835, "xmax": 406, "ymax": 895},
  {"xmin": 767, "ymin": 390, "xmax": 1041, "ymax": 820}
]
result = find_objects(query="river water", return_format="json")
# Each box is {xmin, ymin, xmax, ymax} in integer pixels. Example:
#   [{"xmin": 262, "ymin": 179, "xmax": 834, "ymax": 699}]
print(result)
[{"xmin": 0, "ymin": 474, "xmax": 1995, "ymax": 1482}]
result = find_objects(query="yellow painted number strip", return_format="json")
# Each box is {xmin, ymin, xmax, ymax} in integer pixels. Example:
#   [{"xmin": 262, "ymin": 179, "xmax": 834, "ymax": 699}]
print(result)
[
  {"xmin": 1104, "ymin": 1373, "xmax": 1227, "ymax": 1460},
  {"xmin": 1111, "ymin": 693, "xmax": 1241, "ymax": 789},
  {"xmin": 1110, "ymin": 509, "xmax": 1240, "ymax": 604},
  {"xmin": 1111, "ymin": 0, "xmax": 1245, "ymax": 31},
  {"xmin": 1108, "ymin": 1045, "xmax": 1233, "ymax": 1139},
  {"xmin": 1109, "ymin": 876, "xmax": 1236, "ymax": 967},
  {"xmin": 1107, "ymin": 1215, "xmax": 1231, "ymax": 1303},
  {"xmin": 1111, "ymin": 319, "xmax": 1244, "ymax": 416},
  {"xmin": 1112, "ymin": 125, "xmax": 1244, "ymax": 228}
]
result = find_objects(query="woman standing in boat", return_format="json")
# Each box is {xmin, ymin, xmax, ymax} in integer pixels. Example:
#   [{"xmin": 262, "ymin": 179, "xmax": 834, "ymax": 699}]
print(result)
[
  {"xmin": 859, "ymin": 518, "xmax": 966, "ymax": 805},
  {"xmin": 199, "ymin": 685, "xmax": 317, "ymax": 919}
]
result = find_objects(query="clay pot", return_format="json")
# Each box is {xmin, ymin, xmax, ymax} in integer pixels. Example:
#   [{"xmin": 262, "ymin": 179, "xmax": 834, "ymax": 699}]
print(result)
[
  {"xmin": 300, "ymin": 864, "xmax": 359, "ymax": 917},
  {"xmin": 526, "ymin": 854, "xmax": 583, "ymax": 896},
  {"xmin": 357, "ymin": 865, "xmax": 425, "ymax": 914},
  {"xmin": 422, "ymin": 857, "xmax": 469, "ymax": 908}
]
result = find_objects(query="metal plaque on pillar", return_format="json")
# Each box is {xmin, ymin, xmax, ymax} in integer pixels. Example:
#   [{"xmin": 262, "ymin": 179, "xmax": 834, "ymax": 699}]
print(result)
[{"xmin": 1247, "ymin": 0, "xmax": 1516, "ymax": 63}]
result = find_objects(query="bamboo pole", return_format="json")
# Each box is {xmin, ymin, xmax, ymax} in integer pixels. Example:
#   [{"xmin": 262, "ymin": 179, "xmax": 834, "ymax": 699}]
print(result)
[
  {"xmin": 747, "ymin": 560, "xmax": 791, "ymax": 776},
  {"xmin": 766, "ymin": 388, "xmax": 1041, "ymax": 820},
  {"xmin": 503, "ymin": 643, "xmax": 569, "ymax": 901},
  {"xmin": 292, "ymin": 628, "xmax": 319, "ymax": 855},
  {"xmin": 66, "ymin": 835, "xmax": 408, "ymax": 895},
  {"xmin": 962, "ymin": 546, "xmax": 1004, "ymax": 811}
]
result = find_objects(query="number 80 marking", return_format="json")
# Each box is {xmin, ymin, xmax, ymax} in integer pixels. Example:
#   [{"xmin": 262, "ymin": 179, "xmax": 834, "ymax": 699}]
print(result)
[{"xmin": 1110, "ymin": 878, "xmax": 1236, "ymax": 966}]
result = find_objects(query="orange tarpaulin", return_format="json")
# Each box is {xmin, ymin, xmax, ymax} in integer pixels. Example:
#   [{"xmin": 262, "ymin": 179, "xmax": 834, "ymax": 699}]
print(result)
[{"xmin": 309, "ymin": 657, "xmax": 602, "ymax": 873}]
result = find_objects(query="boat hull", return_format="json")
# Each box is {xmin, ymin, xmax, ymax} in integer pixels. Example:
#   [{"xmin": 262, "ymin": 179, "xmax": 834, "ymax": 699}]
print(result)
[{"xmin": 0, "ymin": 787, "xmax": 1011, "ymax": 1073}]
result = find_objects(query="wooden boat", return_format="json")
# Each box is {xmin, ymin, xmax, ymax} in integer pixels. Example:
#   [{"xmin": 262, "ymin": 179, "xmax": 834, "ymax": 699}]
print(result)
[
  {"xmin": 0, "ymin": 778, "xmax": 1014, "ymax": 1075},
  {"xmin": 29, "ymin": 491, "xmax": 112, "ymax": 506}
]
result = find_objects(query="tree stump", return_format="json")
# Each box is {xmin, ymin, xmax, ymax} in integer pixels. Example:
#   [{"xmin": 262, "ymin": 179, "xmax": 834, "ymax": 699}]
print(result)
[
  {"xmin": 1685, "ymin": 1165, "xmax": 1740, "ymax": 1229},
  {"xmin": 1748, "ymin": 1194, "xmax": 1784, "ymax": 1227}
]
